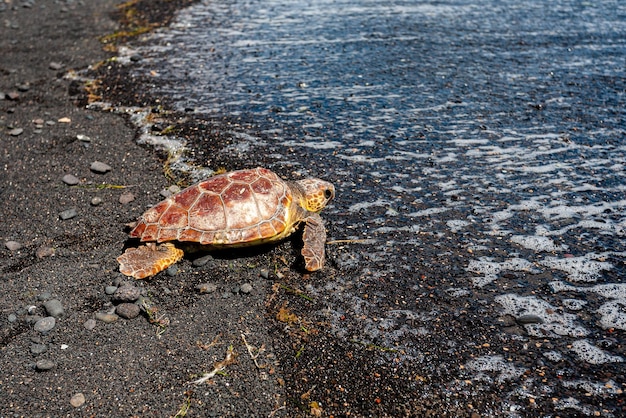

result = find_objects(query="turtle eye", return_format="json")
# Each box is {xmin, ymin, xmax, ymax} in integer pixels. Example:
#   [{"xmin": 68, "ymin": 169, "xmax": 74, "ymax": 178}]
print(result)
[{"xmin": 324, "ymin": 188, "xmax": 333, "ymax": 199}]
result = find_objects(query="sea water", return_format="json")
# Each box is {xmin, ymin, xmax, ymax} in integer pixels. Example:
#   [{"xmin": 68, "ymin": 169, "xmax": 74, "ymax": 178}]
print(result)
[{"xmin": 110, "ymin": 0, "xmax": 625, "ymax": 415}]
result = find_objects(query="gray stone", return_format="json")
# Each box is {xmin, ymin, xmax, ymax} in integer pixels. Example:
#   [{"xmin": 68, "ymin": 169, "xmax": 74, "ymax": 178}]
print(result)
[
  {"xmin": 112, "ymin": 285, "xmax": 141, "ymax": 303},
  {"xmin": 240, "ymin": 283, "xmax": 253, "ymax": 294},
  {"xmin": 49, "ymin": 62, "xmax": 63, "ymax": 70},
  {"xmin": 119, "ymin": 191, "xmax": 135, "ymax": 204},
  {"xmin": 59, "ymin": 208, "xmax": 78, "ymax": 220},
  {"xmin": 83, "ymin": 319, "xmax": 97, "ymax": 330},
  {"xmin": 37, "ymin": 292, "xmax": 52, "ymax": 301},
  {"xmin": 70, "ymin": 393, "xmax": 86, "ymax": 408},
  {"xmin": 94, "ymin": 312, "xmax": 118, "ymax": 323},
  {"xmin": 104, "ymin": 286, "xmax": 118, "ymax": 295},
  {"xmin": 90, "ymin": 161, "xmax": 112, "ymax": 174},
  {"xmin": 35, "ymin": 359, "xmax": 56, "ymax": 371},
  {"xmin": 9, "ymin": 127, "xmax": 23, "ymax": 136},
  {"xmin": 166, "ymin": 265, "xmax": 178, "ymax": 276},
  {"xmin": 90, "ymin": 196, "xmax": 103, "ymax": 206},
  {"xmin": 259, "ymin": 269, "xmax": 270, "ymax": 279},
  {"xmin": 36, "ymin": 246, "xmax": 55, "ymax": 258},
  {"xmin": 30, "ymin": 343, "xmax": 48, "ymax": 355},
  {"xmin": 516, "ymin": 314, "xmax": 544, "ymax": 325},
  {"xmin": 5, "ymin": 240, "xmax": 22, "ymax": 251},
  {"xmin": 43, "ymin": 299, "xmax": 64, "ymax": 318},
  {"xmin": 192, "ymin": 254, "xmax": 213, "ymax": 267},
  {"xmin": 62, "ymin": 174, "xmax": 80, "ymax": 185},
  {"xmin": 33, "ymin": 316, "xmax": 56, "ymax": 333},
  {"xmin": 8, "ymin": 313, "xmax": 17, "ymax": 323},
  {"xmin": 116, "ymin": 303, "xmax": 141, "ymax": 319}
]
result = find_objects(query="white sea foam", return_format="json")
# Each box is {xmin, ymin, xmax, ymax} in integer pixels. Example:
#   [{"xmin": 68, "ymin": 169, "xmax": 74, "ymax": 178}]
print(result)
[
  {"xmin": 539, "ymin": 256, "xmax": 612, "ymax": 283},
  {"xmin": 570, "ymin": 340, "xmax": 624, "ymax": 364}
]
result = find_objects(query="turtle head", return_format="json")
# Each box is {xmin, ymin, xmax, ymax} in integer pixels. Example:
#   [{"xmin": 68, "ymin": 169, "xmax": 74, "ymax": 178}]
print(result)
[{"xmin": 296, "ymin": 178, "xmax": 335, "ymax": 213}]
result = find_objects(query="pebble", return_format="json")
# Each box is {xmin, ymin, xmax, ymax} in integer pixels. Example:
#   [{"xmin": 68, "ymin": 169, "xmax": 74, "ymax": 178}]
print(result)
[
  {"xmin": 5, "ymin": 240, "xmax": 22, "ymax": 251},
  {"xmin": 104, "ymin": 286, "xmax": 118, "ymax": 295},
  {"xmin": 90, "ymin": 161, "xmax": 111, "ymax": 174},
  {"xmin": 49, "ymin": 62, "xmax": 63, "ymax": 70},
  {"xmin": 62, "ymin": 174, "xmax": 80, "ymax": 185},
  {"xmin": 192, "ymin": 254, "xmax": 213, "ymax": 267},
  {"xmin": 221, "ymin": 292, "xmax": 232, "ymax": 299},
  {"xmin": 35, "ymin": 359, "xmax": 56, "ymax": 371},
  {"xmin": 95, "ymin": 312, "xmax": 118, "ymax": 323},
  {"xmin": 116, "ymin": 303, "xmax": 141, "ymax": 319},
  {"xmin": 37, "ymin": 292, "xmax": 52, "ymax": 301},
  {"xmin": 119, "ymin": 191, "xmax": 135, "ymax": 204},
  {"xmin": 195, "ymin": 283, "xmax": 217, "ymax": 294},
  {"xmin": 83, "ymin": 319, "xmax": 97, "ymax": 330},
  {"xmin": 59, "ymin": 208, "xmax": 78, "ymax": 220},
  {"xmin": 43, "ymin": 299, "xmax": 64, "ymax": 318},
  {"xmin": 7, "ymin": 91, "xmax": 20, "ymax": 100},
  {"xmin": 9, "ymin": 127, "xmax": 24, "ymax": 136},
  {"xmin": 34, "ymin": 317, "xmax": 56, "ymax": 333},
  {"xmin": 8, "ymin": 313, "xmax": 17, "ymax": 323},
  {"xmin": 166, "ymin": 265, "xmax": 178, "ymax": 276},
  {"xmin": 240, "ymin": 283, "xmax": 253, "ymax": 294},
  {"xmin": 32, "ymin": 118, "xmax": 44, "ymax": 125},
  {"xmin": 30, "ymin": 343, "xmax": 48, "ymax": 355},
  {"xmin": 113, "ymin": 285, "xmax": 141, "ymax": 303},
  {"xmin": 70, "ymin": 393, "xmax": 85, "ymax": 408},
  {"xmin": 58, "ymin": 117, "xmax": 71, "ymax": 123},
  {"xmin": 36, "ymin": 246, "xmax": 55, "ymax": 258},
  {"xmin": 90, "ymin": 196, "xmax": 103, "ymax": 206},
  {"xmin": 259, "ymin": 269, "xmax": 270, "ymax": 279},
  {"xmin": 516, "ymin": 314, "xmax": 544, "ymax": 325},
  {"xmin": 76, "ymin": 134, "xmax": 91, "ymax": 142}
]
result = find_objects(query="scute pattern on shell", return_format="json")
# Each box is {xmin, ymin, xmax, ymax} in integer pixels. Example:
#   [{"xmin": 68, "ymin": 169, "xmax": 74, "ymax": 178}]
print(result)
[{"xmin": 129, "ymin": 168, "xmax": 292, "ymax": 246}]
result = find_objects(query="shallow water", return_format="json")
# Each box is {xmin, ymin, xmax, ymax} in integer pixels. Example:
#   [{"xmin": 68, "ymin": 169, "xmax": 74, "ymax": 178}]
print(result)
[{"xmin": 117, "ymin": 0, "xmax": 625, "ymax": 415}]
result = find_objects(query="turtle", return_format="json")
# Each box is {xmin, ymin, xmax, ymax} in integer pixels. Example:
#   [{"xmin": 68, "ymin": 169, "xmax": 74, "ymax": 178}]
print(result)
[{"xmin": 117, "ymin": 167, "xmax": 335, "ymax": 279}]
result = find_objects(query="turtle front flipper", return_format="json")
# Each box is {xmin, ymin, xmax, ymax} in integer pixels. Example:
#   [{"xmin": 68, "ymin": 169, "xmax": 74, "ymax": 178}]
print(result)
[
  {"xmin": 301, "ymin": 213, "xmax": 326, "ymax": 271},
  {"xmin": 117, "ymin": 243, "xmax": 184, "ymax": 279}
]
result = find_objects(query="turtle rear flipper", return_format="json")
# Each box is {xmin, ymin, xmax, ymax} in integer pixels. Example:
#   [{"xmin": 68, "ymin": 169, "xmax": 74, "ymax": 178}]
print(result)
[
  {"xmin": 117, "ymin": 243, "xmax": 183, "ymax": 279},
  {"xmin": 301, "ymin": 213, "xmax": 326, "ymax": 271}
]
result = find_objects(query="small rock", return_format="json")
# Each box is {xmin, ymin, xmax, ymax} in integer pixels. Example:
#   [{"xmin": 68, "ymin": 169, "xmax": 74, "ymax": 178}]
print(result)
[
  {"xmin": 90, "ymin": 161, "xmax": 111, "ymax": 174},
  {"xmin": 59, "ymin": 208, "xmax": 78, "ymax": 220},
  {"xmin": 259, "ymin": 269, "xmax": 270, "ymax": 279},
  {"xmin": 37, "ymin": 292, "xmax": 52, "ymax": 301},
  {"xmin": 70, "ymin": 393, "xmax": 85, "ymax": 408},
  {"xmin": 76, "ymin": 134, "xmax": 91, "ymax": 142},
  {"xmin": 43, "ymin": 299, "xmax": 64, "ymax": 318},
  {"xmin": 62, "ymin": 174, "xmax": 80, "ymax": 185},
  {"xmin": 5, "ymin": 240, "xmax": 22, "ymax": 251},
  {"xmin": 45, "ymin": 120, "xmax": 56, "ymax": 126},
  {"xmin": 195, "ymin": 283, "xmax": 217, "ymax": 294},
  {"xmin": 231, "ymin": 285, "xmax": 241, "ymax": 294},
  {"xmin": 30, "ymin": 343, "xmax": 48, "ymax": 355},
  {"xmin": 16, "ymin": 83, "xmax": 30, "ymax": 92},
  {"xmin": 35, "ymin": 359, "xmax": 56, "ymax": 371},
  {"xmin": 130, "ymin": 54, "xmax": 143, "ymax": 62},
  {"xmin": 240, "ymin": 283, "xmax": 253, "ymax": 294},
  {"xmin": 7, "ymin": 91, "xmax": 20, "ymax": 100},
  {"xmin": 94, "ymin": 312, "xmax": 119, "ymax": 323},
  {"xmin": 32, "ymin": 118, "xmax": 44, "ymax": 125},
  {"xmin": 116, "ymin": 303, "xmax": 141, "ymax": 319},
  {"xmin": 8, "ymin": 313, "xmax": 17, "ymax": 323},
  {"xmin": 49, "ymin": 62, "xmax": 63, "ymax": 70},
  {"xmin": 166, "ymin": 265, "xmax": 178, "ymax": 276},
  {"xmin": 168, "ymin": 185, "xmax": 181, "ymax": 194},
  {"xmin": 9, "ymin": 127, "xmax": 23, "ymax": 136},
  {"xmin": 516, "ymin": 314, "xmax": 544, "ymax": 325},
  {"xmin": 221, "ymin": 292, "xmax": 232, "ymax": 299},
  {"xmin": 104, "ymin": 286, "xmax": 118, "ymax": 295},
  {"xmin": 33, "ymin": 317, "xmax": 56, "ymax": 333},
  {"xmin": 192, "ymin": 254, "xmax": 213, "ymax": 267},
  {"xmin": 90, "ymin": 196, "xmax": 103, "ymax": 206},
  {"xmin": 112, "ymin": 285, "xmax": 141, "ymax": 303},
  {"xmin": 119, "ymin": 191, "xmax": 135, "ymax": 204},
  {"xmin": 83, "ymin": 319, "xmax": 97, "ymax": 330},
  {"xmin": 58, "ymin": 117, "xmax": 71, "ymax": 123},
  {"xmin": 36, "ymin": 246, "xmax": 55, "ymax": 258}
]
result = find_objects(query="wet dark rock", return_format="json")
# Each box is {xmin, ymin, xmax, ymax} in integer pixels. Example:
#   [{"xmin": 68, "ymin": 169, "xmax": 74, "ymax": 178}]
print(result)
[
  {"xmin": 516, "ymin": 314, "xmax": 543, "ymax": 325},
  {"xmin": 192, "ymin": 254, "xmax": 213, "ymax": 267}
]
